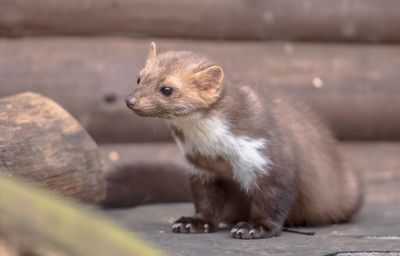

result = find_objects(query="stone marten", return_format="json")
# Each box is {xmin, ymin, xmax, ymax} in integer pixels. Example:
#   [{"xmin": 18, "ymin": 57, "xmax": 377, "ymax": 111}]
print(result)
[{"xmin": 125, "ymin": 43, "xmax": 363, "ymax": 239}]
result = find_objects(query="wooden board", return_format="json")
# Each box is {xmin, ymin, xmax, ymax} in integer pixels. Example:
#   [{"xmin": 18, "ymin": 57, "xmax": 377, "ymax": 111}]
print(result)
[
  {"xmin": 0, "ymin": 38, "xmax": 399, "ymax": 142},
  {"xmin": 0, "ymin": 0, "xmax": 399, "ymax": 42}
]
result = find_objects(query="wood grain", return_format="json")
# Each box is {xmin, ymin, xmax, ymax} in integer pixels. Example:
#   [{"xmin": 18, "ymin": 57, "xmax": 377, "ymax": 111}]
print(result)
[
  {"xmin": 0, "ymin": 92, "xmax": 106, "ymax": 203},
  {"xmin": 0, "ymin": 38, "xmax": 399, "ymax": 141},
  {"xmin": 0, "ymin": 0, "xmax": 399, "ymax": 42}
]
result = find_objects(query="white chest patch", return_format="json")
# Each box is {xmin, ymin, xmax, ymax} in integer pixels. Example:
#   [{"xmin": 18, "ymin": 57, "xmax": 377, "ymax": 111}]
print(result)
[{"xmin": 168, "ymin": 114, "xmax": 271, "ymax": 192}]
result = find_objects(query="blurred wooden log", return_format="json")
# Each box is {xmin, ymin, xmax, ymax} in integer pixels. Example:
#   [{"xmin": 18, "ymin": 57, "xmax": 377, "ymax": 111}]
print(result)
[
  {"xmin": 1, "ymin": 38, "xmax": 399, "ymax": 141},
  {"xmin": 0, "ymin": 175, "xmax": 163, "ymax": 256},
  {"xmin": 0, "ymin": 92, "xmax": 106, "ymax": 203},
  {"xmin": 99, "ymin": 144, "xmax": 191, "ymax": 208},
  {"xmin": 101, "ymin": 163, "xmax": 191, "ymax": 208},
  {"xmin": 0, "ymin": 0, "xmax": 399, "ymax": 43},
  {"xmin": 98, "ymin": 142, "xmax": 400, "ymax": 208}
]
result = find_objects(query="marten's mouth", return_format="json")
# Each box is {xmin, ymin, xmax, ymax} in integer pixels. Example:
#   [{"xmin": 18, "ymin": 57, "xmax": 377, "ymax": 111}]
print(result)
[
  {"xmin": 128, "ymin": 107, "xmax": 152, "ymax": 117},
  {"xmin": 128, "ymin": 107, "xmax": 171, "ymax": 119}
]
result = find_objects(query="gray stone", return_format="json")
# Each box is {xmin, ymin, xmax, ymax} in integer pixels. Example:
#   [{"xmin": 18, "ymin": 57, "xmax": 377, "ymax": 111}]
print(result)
[{"xmin": 104, "ymin": 202, "xmax": 400, "ymax": 256}]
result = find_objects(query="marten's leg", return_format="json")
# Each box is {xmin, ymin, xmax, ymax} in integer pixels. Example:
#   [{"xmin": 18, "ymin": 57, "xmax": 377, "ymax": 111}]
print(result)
[
  {"xmin": 172, "ymin": 175, "xmax": 225, "ymax": 233},
  {"xmin": 230, "ymin": 173, "xmax": 295, "ymax": 239}
]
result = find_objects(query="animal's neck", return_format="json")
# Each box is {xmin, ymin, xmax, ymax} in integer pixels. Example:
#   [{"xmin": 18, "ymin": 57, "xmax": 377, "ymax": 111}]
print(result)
[
  {"xmin": 169, "ymin": 111, "xmax": 221, "ymax": 128},
  {"xmin": 167, "ymin": 112, "xmax": 228, "ymax": 146}
]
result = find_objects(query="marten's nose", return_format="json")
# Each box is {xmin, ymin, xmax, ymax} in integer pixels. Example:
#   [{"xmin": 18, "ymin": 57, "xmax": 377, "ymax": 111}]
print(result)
[{"xmin": 125, "ymin": 95, "xmax": 137, "ymax": 109}]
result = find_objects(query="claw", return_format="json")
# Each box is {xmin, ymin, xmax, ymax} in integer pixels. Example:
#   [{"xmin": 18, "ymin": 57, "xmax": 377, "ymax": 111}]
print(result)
[
  {"xmin": 185, "ymin": 223, "xmax": 192, "ymax": 232},
  {"xmin": 172, "ymin": 223, "xmax": 183, "ymax": 233},
  {"xmin": 249, "ymin": 229, "xmax": 255, "ymax": 239},
  {"xmin": 203, "ymin": 223, "xmax": 209, "ymax": 233},
  {"xmin": 231, "ymin": 221, "xmax": 280, "ymax": 239},
  {"xmin": 171, "ymin": 217, "xmax": 214, "ymax": 234},
  {"xmin": 236, "ymin": 229, "xmax": 244, "ymax": 239}
]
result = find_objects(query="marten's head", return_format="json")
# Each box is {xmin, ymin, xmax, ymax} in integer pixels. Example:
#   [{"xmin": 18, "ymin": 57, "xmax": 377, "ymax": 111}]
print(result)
[{"xmin": 126, "ymin": 43, "xmax": 224, "ymax": 118}]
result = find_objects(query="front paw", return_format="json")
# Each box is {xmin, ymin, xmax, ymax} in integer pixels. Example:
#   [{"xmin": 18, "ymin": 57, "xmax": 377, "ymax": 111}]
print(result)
[
  {"xmin": 230, "ymin": 221, "xmax": 281, "ymax": 239},
  {"xmin": 172, "ymin": 217, "xmax": 216, "ymax": 234}
]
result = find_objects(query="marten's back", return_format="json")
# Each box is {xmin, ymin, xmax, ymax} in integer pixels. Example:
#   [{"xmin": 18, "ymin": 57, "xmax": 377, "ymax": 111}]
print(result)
[{"xmin": 249, "ymin": 85, "xmax": 363, "ymax": 226}]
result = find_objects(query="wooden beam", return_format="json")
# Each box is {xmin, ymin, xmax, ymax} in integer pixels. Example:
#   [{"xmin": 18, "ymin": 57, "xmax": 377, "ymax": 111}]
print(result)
[
  {"xmin": 99, "ymin": 143, "xmax": 191, "ymax": 208},
  {"xmin": 98, "ymin": 142, "xmax": 400, "ymax": 207},
  {"xmin": 0, "ymin": 38, "xmax": 399, "ymax": 141},
  {"xmin": 0, "ymin": 0, "xmax": 399, "ymax": 42}
]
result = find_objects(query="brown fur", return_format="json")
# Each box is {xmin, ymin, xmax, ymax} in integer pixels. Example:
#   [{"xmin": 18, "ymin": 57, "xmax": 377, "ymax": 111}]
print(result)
[
  {"xmin": 186, "ymin": 153, "xmax": 233, "ymax": 179},
  {"xmin": 126, "ymin": 43, "xmax": 363, "ymax": 239}
]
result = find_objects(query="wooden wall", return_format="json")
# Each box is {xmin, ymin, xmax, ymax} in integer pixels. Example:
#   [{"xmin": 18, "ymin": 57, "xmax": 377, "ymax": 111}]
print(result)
[
  {"xmin": 0, "ymin": 38, "xmax": 399, "ymax": 142},
  {"xmin": 0, "ymin": 1, "xmax": 399, "ymax": 142}
]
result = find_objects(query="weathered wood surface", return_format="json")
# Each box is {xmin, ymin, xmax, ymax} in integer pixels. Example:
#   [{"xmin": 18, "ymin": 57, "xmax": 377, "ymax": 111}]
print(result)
[
  {"xmin": 0, "ymin": 38, "xmax": 400, "ymax": 141},
  {"xmin": 99, "ymin": 142, "xmax": 400, "ymax": 208},
  {"xmin": 0, "ymin": 175, "xmax": 163, "ymax": 256},
  {"xmin": 0, "ymin": 0, "xmax": 399, "ymax": 43},
  {"xmin": 0, "ymin": 92, "xmax": 106, "ymax": 203}
]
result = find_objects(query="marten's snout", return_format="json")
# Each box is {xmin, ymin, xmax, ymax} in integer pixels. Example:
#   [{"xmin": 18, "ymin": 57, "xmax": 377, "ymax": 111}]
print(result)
[{"xmin": 125, "ymin": 95, "xmax": 137, "ymax": 109}]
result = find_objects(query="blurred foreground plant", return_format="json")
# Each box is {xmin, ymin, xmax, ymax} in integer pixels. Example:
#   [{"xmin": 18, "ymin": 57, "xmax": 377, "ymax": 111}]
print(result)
[{"xmin": 0, "ymin": 174, "xmax": 163, "ymax": 256}]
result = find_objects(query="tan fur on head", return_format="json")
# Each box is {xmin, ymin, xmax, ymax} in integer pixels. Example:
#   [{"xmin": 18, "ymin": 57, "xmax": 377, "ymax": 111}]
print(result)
[{"xmin": 128, "ymin": 43, "xmax": 225, "ymax": 118}]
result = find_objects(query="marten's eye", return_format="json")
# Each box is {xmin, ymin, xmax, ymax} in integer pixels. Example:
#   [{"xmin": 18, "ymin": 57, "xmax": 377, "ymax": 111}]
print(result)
[
  {"xmin": 160, "ymin": 86, "xmax": 173, "ymax": 96},
  {"xmin": 136, "ymin": 77, "xmax": 141, "ymax": 84}
]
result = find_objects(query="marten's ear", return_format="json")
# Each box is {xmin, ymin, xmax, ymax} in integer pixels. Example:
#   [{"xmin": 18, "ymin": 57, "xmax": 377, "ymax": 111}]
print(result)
[
  {"xmin": 193, "ymin": 66, "xmax": 224, "ymax": 103},
  {"xmin": 194, "ymin": 66, "xmax": 224, "ymax": 91},
  {"xmin": 146, "ymin": 42, "xmax": 157, "ymax": 64}
]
